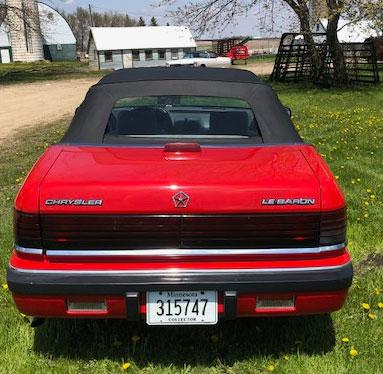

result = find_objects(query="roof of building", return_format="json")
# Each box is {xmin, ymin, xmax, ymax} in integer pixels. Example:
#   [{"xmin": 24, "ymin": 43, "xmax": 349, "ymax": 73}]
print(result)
[
  {"xmin": 90, "ymin": 26, "xmax": 197, "ymax": 51},
  {"xmin": 38, "ymin": 2, "xmax": 76, "ymax": 45},
  {"xmin": 0, "ymin": 2, "xmax": 75, "ymax": 48},
  {"xmin": 0, "ymin": 24, "xmax": 9, "ymax": 47}
]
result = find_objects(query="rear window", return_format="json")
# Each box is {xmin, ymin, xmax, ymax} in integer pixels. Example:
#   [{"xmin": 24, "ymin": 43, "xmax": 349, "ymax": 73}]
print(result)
[{"xmin": 104, "ymin": 95, "xmax": 261, "ymax": 144}]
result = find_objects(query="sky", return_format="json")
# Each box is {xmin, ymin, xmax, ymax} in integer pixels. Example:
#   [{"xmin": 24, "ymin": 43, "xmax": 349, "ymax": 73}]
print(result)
[{"xmin": 49, "ymin": 0, "xmax": 299, "ymax": 38}]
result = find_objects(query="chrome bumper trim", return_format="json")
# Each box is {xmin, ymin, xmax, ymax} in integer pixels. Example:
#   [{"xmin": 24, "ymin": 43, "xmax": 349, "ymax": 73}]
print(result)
[
  {"xmin": 13, "ymin": 243, "xmax": 346, "ymax": 258},
  {"xmin": 15, "ymin": 246, "xmax": 43, "ymax": 255},
  {"xmin": 8, "ymin": 261, "xmax": 351, "ymax": 276}
]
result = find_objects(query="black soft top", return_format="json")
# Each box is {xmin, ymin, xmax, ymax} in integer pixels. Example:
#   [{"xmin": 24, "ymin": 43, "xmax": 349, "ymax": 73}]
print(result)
[
  {"xmin": 97, "ymin": 66, "xmax": 263, "ymax": 85},
  {"xmin": 61, "ymin": 67, "xmax": 302, "ymax": 145}
]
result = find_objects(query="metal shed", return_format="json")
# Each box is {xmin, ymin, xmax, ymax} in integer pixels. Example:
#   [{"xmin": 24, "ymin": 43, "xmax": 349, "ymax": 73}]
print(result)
[
  {"xmin": 0, "ymin": 1, "xmax": 76, "ymax": 63},
  {"xmin": 88, "ymin": 26, "xmax": 197, "ymax": 70}
]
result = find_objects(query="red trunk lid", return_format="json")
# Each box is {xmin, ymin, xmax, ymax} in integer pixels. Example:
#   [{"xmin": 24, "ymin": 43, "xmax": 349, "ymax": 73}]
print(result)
[{"xmin": 39, "ymin": 145, "xmax": 320, "ymax": 214}]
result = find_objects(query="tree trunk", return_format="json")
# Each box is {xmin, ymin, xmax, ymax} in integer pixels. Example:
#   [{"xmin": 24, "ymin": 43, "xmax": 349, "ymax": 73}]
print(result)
[
  {"xmin": 298, "ymin": 5, "xmax": 322, "ymax": 83},
  {"xmin": 326, "ymin": 2, "xmax": 348, "ymax": 84}
]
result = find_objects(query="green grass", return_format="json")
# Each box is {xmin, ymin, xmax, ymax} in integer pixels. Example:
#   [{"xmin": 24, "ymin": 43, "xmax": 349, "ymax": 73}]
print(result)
[
  {"xmin": 0, "ymin": 61, "xmax": 108, "ymax": 85},
  {"xmin": 0, "ymin": 83, "xmax": 383, "ymax": 373}
]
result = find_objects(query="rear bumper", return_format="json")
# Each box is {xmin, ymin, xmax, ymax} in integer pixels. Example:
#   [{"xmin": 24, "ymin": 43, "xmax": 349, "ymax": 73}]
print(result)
[
  {"xmin": 8, "ymin": 262, "xmax": 353, "ymax": 295},
  {"xmin": 7, "ymin": 260, "xmax": 352, "ymax": 319}
]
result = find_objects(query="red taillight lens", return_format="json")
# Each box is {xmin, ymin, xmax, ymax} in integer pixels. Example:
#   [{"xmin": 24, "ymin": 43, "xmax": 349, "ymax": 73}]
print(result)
[
  {"xmin": 14, "ymin": 210, "xmax": 42, "ymax": 248},
  {"xmin": 320, "ymin": 208, "xmax": 347, "ymax": 246}
]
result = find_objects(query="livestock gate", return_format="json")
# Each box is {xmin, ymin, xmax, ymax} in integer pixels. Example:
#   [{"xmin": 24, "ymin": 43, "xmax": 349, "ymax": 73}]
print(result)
[{"xmin": 271, "ymin": 33, "xmax": 380, "ymax": 84}]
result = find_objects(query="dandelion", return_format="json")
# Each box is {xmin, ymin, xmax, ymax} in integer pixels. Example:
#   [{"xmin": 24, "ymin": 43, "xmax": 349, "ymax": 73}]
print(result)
[
  {"xmin": 283, "ymin": 355, "xmax": 289, "ymax": 360},
  {"xmin": 349, "ymin": 348, "xmax": 358, "ymax": 357},
  {"xmin": 341, "ymin": 337, "xmax": 350, "ymax": 343},
  {"xmin": 374, "ymin": 288, "xmax": 380, "ymax": 295},
  {"xmin": 370, "ymin": 195, "xmax": 376, "ymax": 199},
  {"xmin": 210, "ymin": 335, "xmax": 219, "ymax": 344},
  {"xmin": 367, "ymin": 188, "xmax": 372, "ymax": 193},
  {"xmin": 378, "ymin": 302, "xmax": 383, "ymax": 309},
  {"xmin": 2, "ymin": 283, "xmax": 8, "ymax": 291},
  {"xmin": 267, "ymin": 364, "xmax": 275, "ymax": 372},
  {"xmin": 368, "ymin": 313, "xmax": 377, "ymax": 320},
  {"xmin": 122, "ymin": 362, "xmax": 131, "ymax": 370},
  {"xmin": 131, "ymin": 335, "xmax": 140, "ymax": 343},
  {"xmin": 335, "ymin": 175, "xmax": 340, "ymax": 180},
  {"xmin": 364, "ymin": 213, "xmax": 369, "ymax": 219},
  {"xmin": 361, "ymin": 303, "xmax": 370, "ymax": 311}
]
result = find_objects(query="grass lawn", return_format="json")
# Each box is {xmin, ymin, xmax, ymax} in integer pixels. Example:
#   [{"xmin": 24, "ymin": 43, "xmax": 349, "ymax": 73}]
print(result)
[
  {"xmin": 0, "ymin": 61, "xmax": 107, "ymax": 85},
  {"xmin": 0, "ymin": 82, "xmax": 382, "ymax": 373}
]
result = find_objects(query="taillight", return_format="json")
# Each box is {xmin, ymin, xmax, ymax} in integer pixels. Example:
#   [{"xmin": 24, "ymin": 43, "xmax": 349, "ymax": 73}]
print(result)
[
  {"xmin": 14, "ymin": 210, "xmax": 42, "ymax": 249},
  {"xmin": 320, "ymin": 208, "xmax": 347, "ymax": 246}
]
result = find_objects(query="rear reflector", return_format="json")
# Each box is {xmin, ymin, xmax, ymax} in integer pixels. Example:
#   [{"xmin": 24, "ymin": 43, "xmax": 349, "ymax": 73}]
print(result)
[
  {"xmin": 67, "ymin": 300, "xmax": 107, "ymax": 312},
  {"xmin": 256, "ymin": 296, "xmax": 295, "ymax": 310},
  {"xmin": 320, "ymin": 208, "xmax": 347, "ymax": 246},
  {"xmin": 14, "ymin": 210, "xmax": 42, "ymax": 249}
]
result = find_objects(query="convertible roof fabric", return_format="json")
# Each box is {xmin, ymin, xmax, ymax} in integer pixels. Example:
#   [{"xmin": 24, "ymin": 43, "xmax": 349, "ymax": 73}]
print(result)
[
  {"xmin": 97, "ymin": 66, "xmax": 263, "ymax": 85},
  {"xmin": 61, "ymin": 67, "xmax": 302, "ymax": 145}
]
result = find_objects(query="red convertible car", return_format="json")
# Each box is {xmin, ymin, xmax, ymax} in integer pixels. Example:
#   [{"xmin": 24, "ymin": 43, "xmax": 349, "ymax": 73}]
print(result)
[{"xmin": 8, "ymin": 68, "xmax": 352, "ymax": 325}]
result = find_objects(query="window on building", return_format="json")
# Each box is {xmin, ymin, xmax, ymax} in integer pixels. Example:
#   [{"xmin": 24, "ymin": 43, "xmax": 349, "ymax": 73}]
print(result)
[
  {"xmin": 158, "ymin": 49, "xmax": 166, "ymax": 60},
  {"xmin": 183, "ymin": 48, "xmax": 190, "ymax": 55},
  {"xmin": 56, "ymin": 43, "xmax": 62, "ymax": 51},
  {"xmin": 145, "ymin": 50, "xmax": 153, "ymax": 61},
  {"xmin": 132, "ymin": 50, "xmax": 140, "ymax": 61},
  {"xmin": 171, "ymin": 49, "xmax": 179, "ymax": 59},
  {"xmin": 104, "ymin": 51, "xmax": 113, "ymax": 62}
]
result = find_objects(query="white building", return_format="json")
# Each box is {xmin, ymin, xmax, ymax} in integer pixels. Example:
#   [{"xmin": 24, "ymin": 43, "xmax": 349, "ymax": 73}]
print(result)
[
  {"xmin": 88, "ymin": 26, "xmax": 197, "ymax": 70},
  {"xmin": 0, "ymin": 1, "xmax": 76, "ymax": 63}
]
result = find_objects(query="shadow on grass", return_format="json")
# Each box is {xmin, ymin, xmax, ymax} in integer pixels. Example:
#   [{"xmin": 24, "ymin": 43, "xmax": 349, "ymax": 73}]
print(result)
[{"xmin": 33, "ymin": 315, "xmax": 335, "ymax": 366}]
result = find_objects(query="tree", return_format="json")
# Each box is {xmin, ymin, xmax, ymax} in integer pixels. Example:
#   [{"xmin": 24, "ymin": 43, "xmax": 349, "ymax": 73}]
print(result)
[
  {"xmin": 138, "ymin": 16, "xmax": 146, "ymax": 26},
  {"xmin": 150, "ymin": 16, "xmax": 159, "ymax": 26},
  {"xmin": 159, "ymin": 0, "xmax": 358, "ymax": 84},
  {"xmin": 63, "ymin": 7, "xmax": 138, "ymax": 52}
]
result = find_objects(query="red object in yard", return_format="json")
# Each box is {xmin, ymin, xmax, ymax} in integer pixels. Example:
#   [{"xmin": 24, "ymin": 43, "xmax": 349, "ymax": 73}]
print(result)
[{"xmin": 227, "ymin": 45, "xmax": 250, "ymax": 64}]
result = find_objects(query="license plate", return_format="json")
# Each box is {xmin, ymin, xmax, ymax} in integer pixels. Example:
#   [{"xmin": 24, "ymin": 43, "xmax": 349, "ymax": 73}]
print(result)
[{"xmin": 146, "ymin": 291, "xmax": 218, "ymax": 325}]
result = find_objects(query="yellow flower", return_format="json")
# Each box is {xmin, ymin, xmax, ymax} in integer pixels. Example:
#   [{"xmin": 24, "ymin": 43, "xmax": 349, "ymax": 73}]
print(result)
[
  {"xmin": 283, "ymin": 355, "xmax": 289, "ymax": 360},
  {"xmin": 2, "ymin": 283, "xmax": 8, "ymax": 291},
  {"xmin": 122, "ymin": 362, "xmax": 131, "ymax": 370},
  {"xmin": 370, "ymin": 195, "xmax": 376, "ymax": 199},
  {"xmin": 368, "ymin": 313, "xmax": 377, "ymax": 320},
  {"xmin": 350, "ymin": 348, "xmax": 358, "ymax": 357},
  {"xmin": 210, "ymin": 335, "xmax": 219, "ymax": 344},
  {"xmin": 131, "ymin": 335, "xmax": 140, "ymax": 343},
  {"xmin": 378, "ymin": 302, "xmax": 383, "ymax": 309},
  {"xmin": 267, "ymin": 364, "xmax": 275, "ymax": 372},
  {"xmin": 341, "ymin": 337, "xmax": 350, "ymax": 343},
  {"xmin": 367, "ymin": 188, "xmax": 372, "ymax": 193},
  {"xmin": 335, "ymin": 175, "xmax": 339, "ymax": 180},
  {"xmin": 374, "ymin": 288, "xmax": 380, "ymax": 295},
  {"xmin": 361, "ymin": 303, "xmax": 370, "ymax": 311}
]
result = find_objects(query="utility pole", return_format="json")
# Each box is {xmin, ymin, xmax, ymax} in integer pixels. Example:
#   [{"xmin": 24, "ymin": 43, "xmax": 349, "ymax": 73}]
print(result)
[{"xmin": 89, "ymin": 4, "xmax": 94, "ymax": 27}]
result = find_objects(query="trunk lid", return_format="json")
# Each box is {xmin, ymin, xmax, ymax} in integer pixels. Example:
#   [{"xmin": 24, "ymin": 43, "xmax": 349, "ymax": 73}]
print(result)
[{"xmin": 39, "ymin": 145, "xmax": 320, "ymax": 214}]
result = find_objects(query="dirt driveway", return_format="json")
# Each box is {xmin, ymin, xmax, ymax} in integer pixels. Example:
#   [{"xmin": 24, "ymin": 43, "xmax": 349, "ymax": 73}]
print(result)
[{"xmin": 0, "ymin": 78, "xmax": 99, "ymax": 141}]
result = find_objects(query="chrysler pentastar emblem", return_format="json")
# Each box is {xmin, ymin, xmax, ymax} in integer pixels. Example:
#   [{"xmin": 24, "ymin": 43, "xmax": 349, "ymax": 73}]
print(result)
[{"xmin": 172, "ymin": 192, "xmax": 190, "ymax": 208}]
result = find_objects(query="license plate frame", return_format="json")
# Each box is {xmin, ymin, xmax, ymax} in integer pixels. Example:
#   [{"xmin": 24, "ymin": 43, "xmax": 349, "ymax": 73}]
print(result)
[{"xmin": 146, "ymin": 290, "xmax": 218, "ymax": 325}]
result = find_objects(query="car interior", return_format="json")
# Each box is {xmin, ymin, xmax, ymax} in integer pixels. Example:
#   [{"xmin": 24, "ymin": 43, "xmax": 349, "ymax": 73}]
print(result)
[{"xmin": 104, "ymin": 96, "xmax": 261, "ymax": 142}]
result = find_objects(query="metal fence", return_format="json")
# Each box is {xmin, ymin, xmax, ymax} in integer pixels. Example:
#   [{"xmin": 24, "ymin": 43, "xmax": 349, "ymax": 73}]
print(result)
[{"xmin": 271, "ymin": 33, "xmax": 380, "ymax": 84}]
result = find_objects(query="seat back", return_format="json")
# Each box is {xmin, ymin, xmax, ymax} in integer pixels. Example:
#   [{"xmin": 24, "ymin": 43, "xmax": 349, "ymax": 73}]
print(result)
[{"xmin": 209, "ymin": 111, "xmax": 249, "ymax": 136}]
